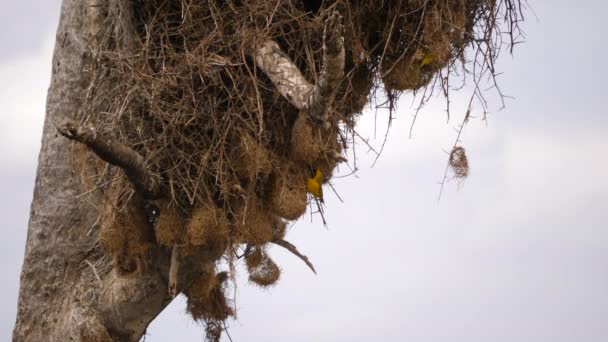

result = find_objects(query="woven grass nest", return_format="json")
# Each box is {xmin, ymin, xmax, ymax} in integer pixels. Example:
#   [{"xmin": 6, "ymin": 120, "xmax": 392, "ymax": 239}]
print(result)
[{"xmin": 62, "ymin": 0, "xmax": 523, "ymax": 337}]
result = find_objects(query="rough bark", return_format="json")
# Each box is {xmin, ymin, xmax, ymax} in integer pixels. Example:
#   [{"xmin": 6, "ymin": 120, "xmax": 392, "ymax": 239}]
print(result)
[{"xmin": 13, "ymin": 1, "xmax": 182, "ymax": 341}]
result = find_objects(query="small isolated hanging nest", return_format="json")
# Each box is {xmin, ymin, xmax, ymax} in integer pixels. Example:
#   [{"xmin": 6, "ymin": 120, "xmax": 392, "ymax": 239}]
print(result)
[
  {"xmin": 449, "ymin": 146, "xmax": 469, "ymax": 179},
  {"xmin": 245, "ymin": 246, "xmax": 281, "ymax": 287}
]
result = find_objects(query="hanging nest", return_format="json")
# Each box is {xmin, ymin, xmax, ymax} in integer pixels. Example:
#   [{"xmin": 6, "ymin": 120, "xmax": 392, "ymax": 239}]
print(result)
[
  {"xmin": 154, "ymin": 199, "xmax": 186, "ymax": 247},
  {"xmin": 232, "ymin": 134, "xmax": 274, "ymax": 181},
  {"xmin": 186, "ymin": 270, "xmax": 234, "ymax": 322},
  {"xmin": 449, "ymin": 146, "xmax": 469, "ymax": 179},
  {"xmin": 186, "ymin": 202, "xmax": 230, "ymax": 248},
  {"xmin": 233, "ymin": 193, "xmax": 275, "ymax": 246},
  {"xmin": 86, "ymin": 0, "xmax": 514, "ymax": 215},
  {"xmin": 267, "ymin": 163, "xmax": 309, "ymax": 220},
  {"xmin": 98, "ymin": 177, "xmax": 155, "ymax": 275},
  {"xmin": 71, "ymin": 0, "xmax": 524, "ymax": 336},
  {"xmin": 291, "ymin": 114, "xmax": 341, "ymax": 167},
  {"xmin": 245, "ymin": 246, "xmax": 281, "ymax": 287}
]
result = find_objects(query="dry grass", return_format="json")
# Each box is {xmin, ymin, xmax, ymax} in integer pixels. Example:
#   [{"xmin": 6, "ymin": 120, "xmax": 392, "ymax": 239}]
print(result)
[
  {"xmin": 246, "ymin": 247, "xmax": 281, "ymax": 287},
  {"xmin": 80, "ymin": 0, "xmax": 524, "ymax": 334},
  {"xmin": 187, "ymin": 270, "xmax": 233, "ymax": 321},
  {"xmin": 154, "ymin": 199, "xmax": 186, "ymax": 246}
]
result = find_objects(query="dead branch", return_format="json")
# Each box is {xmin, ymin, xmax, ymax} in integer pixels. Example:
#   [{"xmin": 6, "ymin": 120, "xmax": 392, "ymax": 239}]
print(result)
[
  {"xmin": 272, "ymin": 238, "xmax": 316, "ymax": 274},
  {"xmin": 57, "ymin": 121, "xmax": 161, "ymax": 198},
  {"xmin": 254, "ymin": 40, "xmax": 315, "ymax": 110},
  {"xmin": 254, "ymin": 11, "xmax": 344, "ymax": 129},
  {"xmin": 312, "ymin": 11, "xmax": 345, "ymax": 127}
]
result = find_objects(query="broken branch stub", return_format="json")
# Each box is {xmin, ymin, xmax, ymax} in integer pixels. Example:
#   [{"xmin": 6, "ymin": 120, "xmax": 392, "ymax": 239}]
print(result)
[
  {"xmin": 312, "ymin": 10, "xmax": 345, "ymax": 128},
  {"xmin": 57, "ymin": 121, "xmax": 161, "ymax": 199},
  {"xmin": 254, "ymin": 11, "xmax": 345, "ymax": 129}
]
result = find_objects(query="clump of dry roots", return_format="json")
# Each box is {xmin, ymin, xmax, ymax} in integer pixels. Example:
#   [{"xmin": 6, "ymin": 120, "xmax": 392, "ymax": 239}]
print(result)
[{"xmin": 59, "ymin": 0, "xmax": 523, "ymax": 339}]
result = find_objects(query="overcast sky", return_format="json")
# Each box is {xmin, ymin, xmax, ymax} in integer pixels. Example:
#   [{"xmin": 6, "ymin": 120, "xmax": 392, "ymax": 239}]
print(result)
[{"xmin": 1, "ymin": 1, "xmax": 607, "ymax": 341}]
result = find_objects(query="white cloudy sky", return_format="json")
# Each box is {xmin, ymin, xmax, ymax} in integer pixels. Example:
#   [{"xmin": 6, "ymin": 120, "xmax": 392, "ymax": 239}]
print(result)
[{"xmin": 1, "ymin": 1, "xmax": 607, "ymax": 341}]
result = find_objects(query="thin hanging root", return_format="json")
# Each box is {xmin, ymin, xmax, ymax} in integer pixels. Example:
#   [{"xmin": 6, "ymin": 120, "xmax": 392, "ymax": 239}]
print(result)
[
  {"xmin": 56, "ymin": 121, "xmax": 161, "ymax": 199},
  {"xmin": 272, "ymin": 239, "xmax": 317, "ymax": 274},
  {"xmin": 168, "ymin": 245, "xmax": 181, "ymax": 297},
  {"xmin": 254, "ymin": 10, "xmax": 344, "ymax": 129}
]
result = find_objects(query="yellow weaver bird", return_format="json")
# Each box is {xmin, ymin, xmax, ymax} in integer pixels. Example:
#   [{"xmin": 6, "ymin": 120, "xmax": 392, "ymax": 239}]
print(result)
[
  {"xmin": 307, "ymin": 169, "xmax": 324, "ymax": 203},
  {"xmin": 420, "ymin": 53, "xmax": 434, "ymax": 68}
]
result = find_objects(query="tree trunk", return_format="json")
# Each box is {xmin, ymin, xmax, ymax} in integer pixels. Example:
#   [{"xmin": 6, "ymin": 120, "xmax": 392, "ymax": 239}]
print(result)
[
  {"xmin": 13, "ymin": 0, "xmax": 518, "ymax": 340},
  {"xmin": 13, "ymin": 1, "xmax": 174, "ymax": 340},
  {"xmin": 13, "ymin": 1, "xmax": 337, "ymax": 340}
]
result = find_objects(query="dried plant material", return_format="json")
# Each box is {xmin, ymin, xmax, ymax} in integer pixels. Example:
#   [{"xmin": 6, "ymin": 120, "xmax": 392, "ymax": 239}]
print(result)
[
  {"xmin": 449, "ymin": 146, "xmax": 469, "ymax": 179},
  {"xmin": 246, "ymin": 249, "xmax": 281, "ymax": 287},
  {"xmin": 291, "ymin": 115, "xmax": 341, "ymax": 168},
  {"xmin": 382, "ymin": 56, "xmax": 427, "ymax": 91},
  {"xmin": 187, "ymin": 271, "xmax": 234, "ymax": 322},
  {"xmin": 69, "ymin": 0, "xmax": 524, "ymax": 333},
  {"xmin": 245, "ymin": 246, "xmax": 264, "ymax": 270},
  {"xmin": 340, "ymin": 64, "xmax": 374, "ymax": 114},
  {"xmin": 268, "ymin": 164, "xmax": 308, "ymax": 220},
  {"xmin": 98, "ymin": 180, "xmax": 153, "ymax": 274},
  {"xmin": 154, "ymin": 199, "xmax": 185, "ymax": 247},
  {"xmin": 187, "ymin": 204, "xmax": 230, "ymax": 247},
  {"xmin": 233, "ymin": 134, "xmax": 274, "ymax": 180},
  {"xmin": 234, "ymin": 195, "xmax": 275, "ymax": 245}
]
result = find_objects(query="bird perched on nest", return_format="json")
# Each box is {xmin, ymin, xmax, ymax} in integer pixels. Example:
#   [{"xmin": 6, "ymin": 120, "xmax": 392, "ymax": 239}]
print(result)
[{"xmin": 307, "ymin": 169, "xmax": 324, "ymax": 203}]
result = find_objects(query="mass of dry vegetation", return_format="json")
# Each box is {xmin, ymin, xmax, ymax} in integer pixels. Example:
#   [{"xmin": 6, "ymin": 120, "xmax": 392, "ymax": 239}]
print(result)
[{"xmin": 56, "ymin": 0, "xmax": 524, "ymax": 339}]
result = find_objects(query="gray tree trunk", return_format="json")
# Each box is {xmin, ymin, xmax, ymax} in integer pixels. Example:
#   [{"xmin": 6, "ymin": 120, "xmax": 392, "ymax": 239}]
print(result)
[
  {"xmin": 13, "ymin": 0, "xmax": 346, "ymax": 340},
  {"xmin": 13, "ymin": 1, "xmax": 173, "ymax": 340}
]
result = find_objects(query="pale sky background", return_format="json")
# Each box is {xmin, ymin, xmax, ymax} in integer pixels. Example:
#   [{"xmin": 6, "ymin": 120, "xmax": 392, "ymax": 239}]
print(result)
[{"xmin": 1, "ymin": 1, "xmax": 607, "ymax": 341}]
